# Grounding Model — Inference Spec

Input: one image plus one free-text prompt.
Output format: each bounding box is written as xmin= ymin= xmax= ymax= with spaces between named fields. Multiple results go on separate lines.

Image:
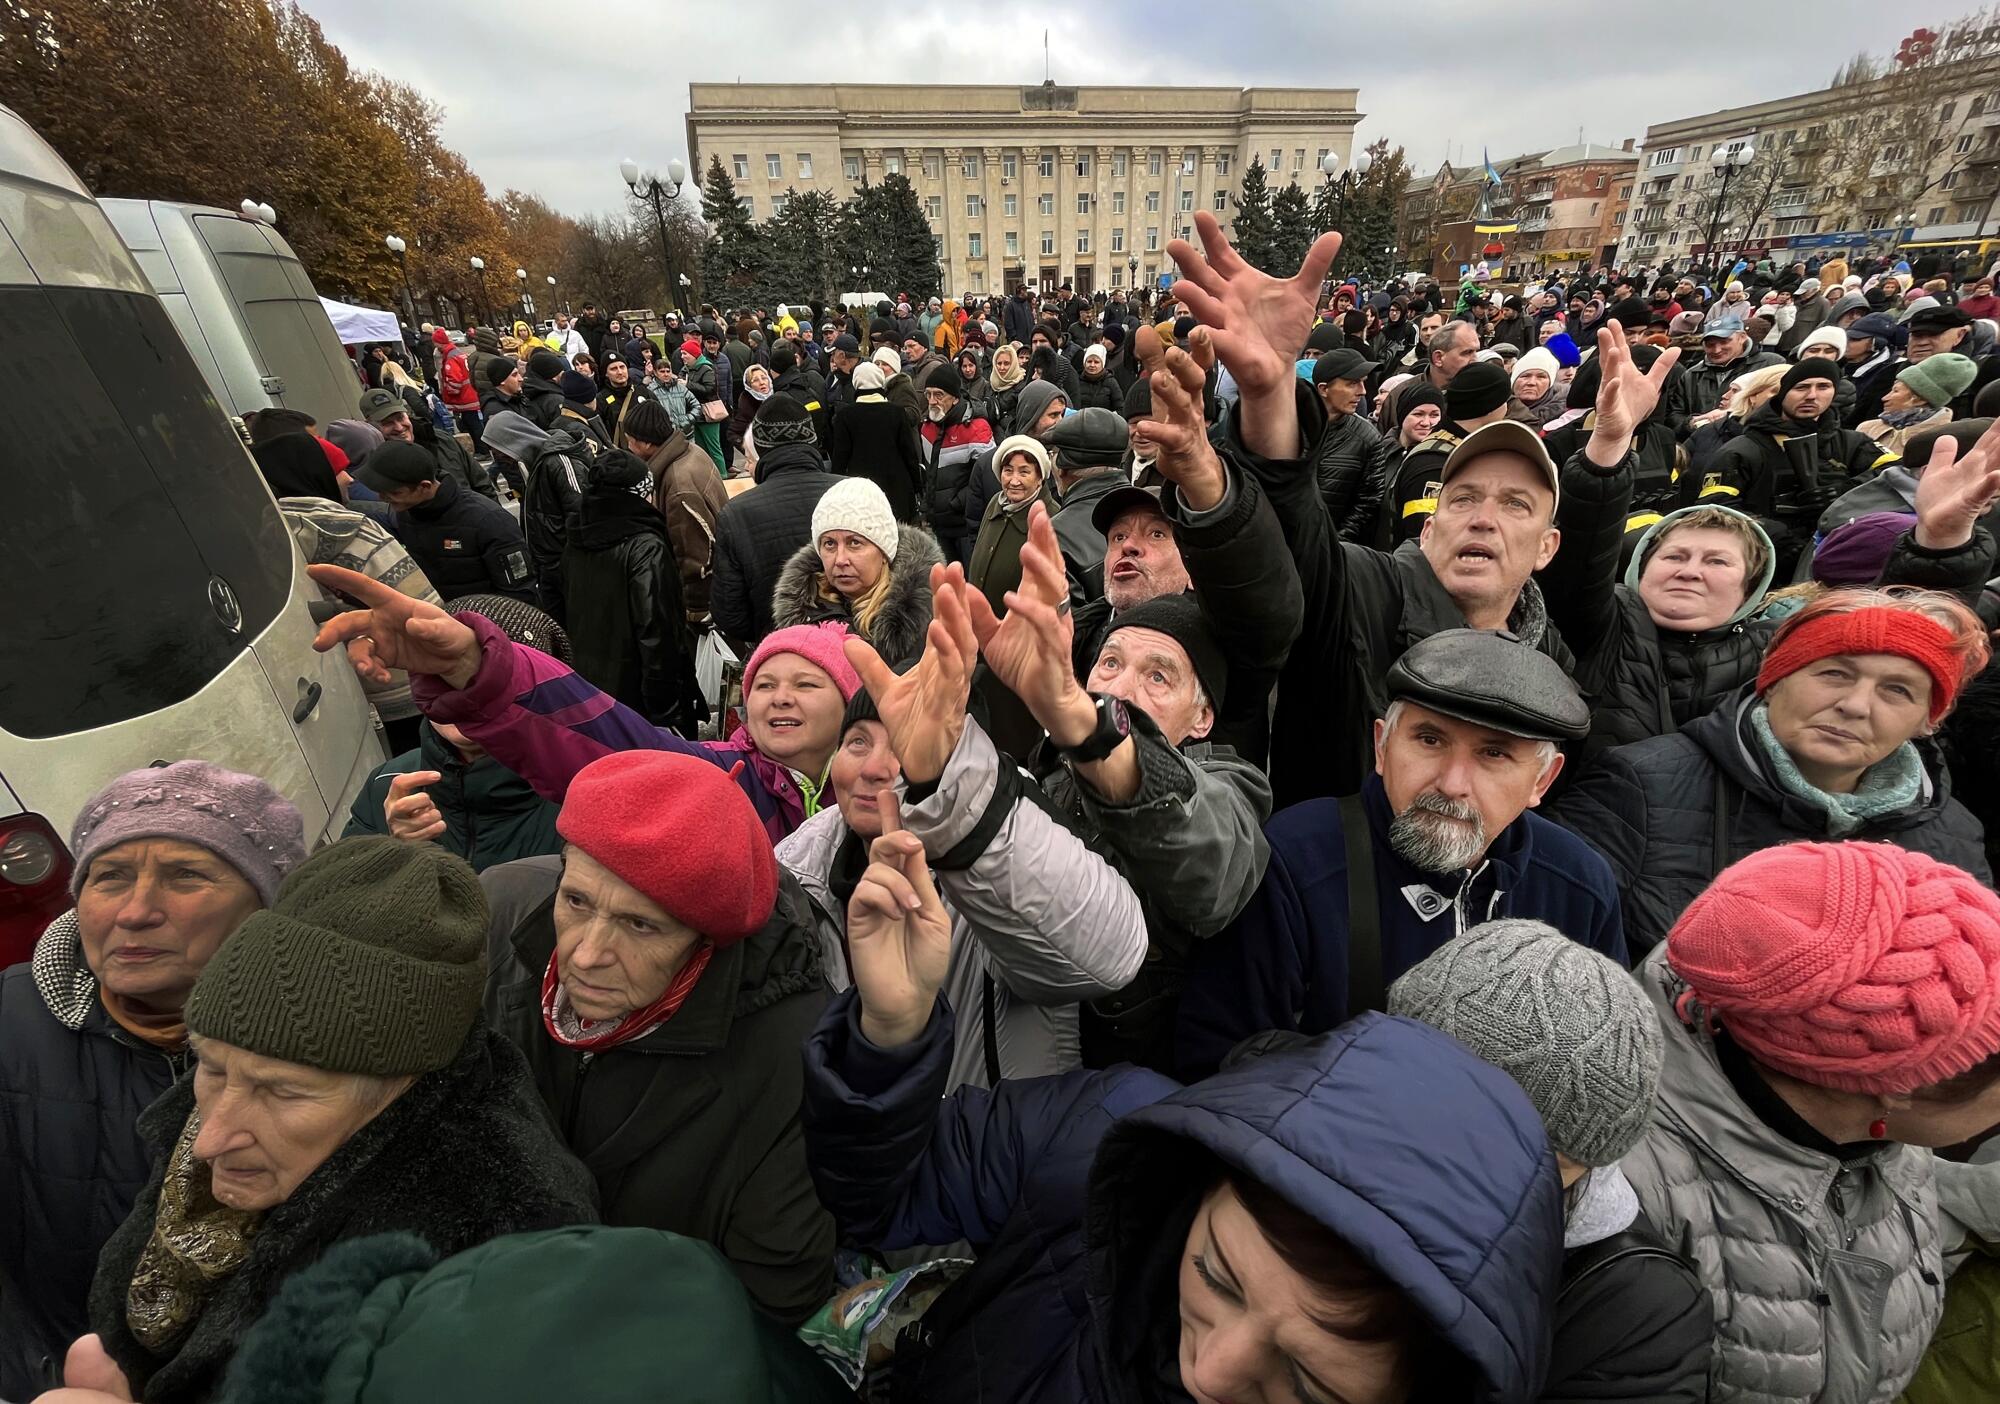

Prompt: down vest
xmin=0 ymin=916 xmax=188 ymax=1400
xmin=1622 ymin=949 xmax=1946 ymax=1404
xmin=1548 ymin=688 xmax=1992 ymax=955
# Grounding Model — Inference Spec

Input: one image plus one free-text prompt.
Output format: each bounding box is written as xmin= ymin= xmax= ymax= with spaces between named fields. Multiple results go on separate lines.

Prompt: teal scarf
xmin=1747 ymin=702 xmax=1924 ymax=837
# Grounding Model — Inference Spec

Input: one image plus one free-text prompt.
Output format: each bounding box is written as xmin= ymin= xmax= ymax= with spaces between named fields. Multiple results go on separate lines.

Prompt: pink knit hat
xmin=1668 ymin=843 xmax=2000 ymax=1095
xmin=743 ymin=621 xmax=862 ymax=701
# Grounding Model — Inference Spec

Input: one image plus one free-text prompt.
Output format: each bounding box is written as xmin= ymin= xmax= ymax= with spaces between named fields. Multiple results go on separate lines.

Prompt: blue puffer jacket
xmin=1174 ymin=775 xmax=1627 ymax=1080
xmin=802 ymin=996 xmax=1564 ymax=1403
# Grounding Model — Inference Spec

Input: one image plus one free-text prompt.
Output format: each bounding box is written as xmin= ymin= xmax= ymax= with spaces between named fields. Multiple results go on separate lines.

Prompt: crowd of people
xmin=5 ymin=215 xmax=2000 ymax=1404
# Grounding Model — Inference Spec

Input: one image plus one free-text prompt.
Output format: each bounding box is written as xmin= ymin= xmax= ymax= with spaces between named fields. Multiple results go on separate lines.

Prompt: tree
xmin=764 ymin=188 xmax=842 ymax=304
xmin=1270 ymin=181 xmax=1313 ymax=275
xmin=1231 ymin=155 xmax=1277 ymax=273
xmin=876 ymin=171 xmax=941 ymax=300
xmin=699 ymin=154 xmax=763 ymax=307
xmin=835 ymin=179 xmax=889 ymax=292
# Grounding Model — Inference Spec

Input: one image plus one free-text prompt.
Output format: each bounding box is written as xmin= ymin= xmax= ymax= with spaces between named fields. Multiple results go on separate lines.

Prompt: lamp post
xmin=385 ymin=234 xmax=417 ymax=328
xmin=622 ymin=157 xmax=688 ymax=315
xmin=547 ymin=274 xmax=562 ymax=315
xmin=1128 ymin=254 xmax=1139 ymax=291
xmin=1320 ymin=147 xmax=1372 ymax=276
xmin=1703 ymin=141 xmax=1755 ymax=280
xmin=515 ymin=267 xmax=531 ymax=322
xmin=468 ymin=256 xmax=489 ymax=325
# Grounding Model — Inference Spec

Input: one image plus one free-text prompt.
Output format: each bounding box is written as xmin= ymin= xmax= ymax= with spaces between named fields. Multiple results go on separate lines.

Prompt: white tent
xmin=318 ymin=296 xmax=403 ymax=345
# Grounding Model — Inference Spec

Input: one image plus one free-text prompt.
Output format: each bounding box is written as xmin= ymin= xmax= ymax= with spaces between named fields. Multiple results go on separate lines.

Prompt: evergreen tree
xmin=763 ymin=188 xmax=841 ymax=304
xmin=699 ymin=154 xmax=763 ymax=307
xmin=1270 ymin=181 xmax=1313 ymax=275
xmin=834 ymin=179 xmax=886 ymax=294
xmin=1230 ymin=155 xmax=1277 ymax=273
xmin=877 ymin=171 xmax=942 ymax=300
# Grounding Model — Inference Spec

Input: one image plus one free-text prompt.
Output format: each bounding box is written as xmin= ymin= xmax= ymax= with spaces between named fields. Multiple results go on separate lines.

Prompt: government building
xmin=686 ymin=82 xmax=1361 ymax=298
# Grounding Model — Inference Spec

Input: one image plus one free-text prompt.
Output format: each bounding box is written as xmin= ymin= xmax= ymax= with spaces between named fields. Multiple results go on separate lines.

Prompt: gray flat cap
xmin=1044 ymin=406 xmax=1129 ymax=468
xmin=1387 ymin=629 xmax=1590 ymax=741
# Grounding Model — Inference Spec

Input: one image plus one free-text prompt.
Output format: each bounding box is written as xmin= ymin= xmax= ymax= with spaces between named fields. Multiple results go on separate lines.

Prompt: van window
xmin=191 ymin=214 xmax=359 ymax=428
xmin=0 ymin=285 xmax=290 ymax=737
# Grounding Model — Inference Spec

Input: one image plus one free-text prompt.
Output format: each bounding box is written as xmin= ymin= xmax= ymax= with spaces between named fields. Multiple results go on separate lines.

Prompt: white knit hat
xmin=872 ymin=345 xmax=902 ymax=374
xmin=812 ymin=476 xmax=899 ymax=562
xmin=1510 ymin=346 xmax=1560 ymax=387
xmin=1799 ymin=326 xmax=1847 ymax=355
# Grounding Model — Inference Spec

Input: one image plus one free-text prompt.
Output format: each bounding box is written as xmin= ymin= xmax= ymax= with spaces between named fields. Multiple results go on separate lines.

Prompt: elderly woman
xmin=0 ymin=766 xmax=304 ymax=1401
xmin=1860 ymin=353 xmax=1976 ymax=458
xmin=724 ymin=362 xmax=773 ymax=470
xmin=1508 ymin=346 xmax=1565 ymax=429
xmin=479 ymin=751 xmax=833 ymax=1322
xmin=986 ymin=342 xmax=1026 ymax=427
xmin=1624 ymin=842 xmax=2000 ymax=1403
xmin=772 ymin=476 xmax=943 ymax=667
xmin=1553 ymin=585 xmax=1994 ymax=954
xmin=967 ymin=434 xmax=1058 ymax=616
xmin=69 ymin=838 xmax=595 ymax=1404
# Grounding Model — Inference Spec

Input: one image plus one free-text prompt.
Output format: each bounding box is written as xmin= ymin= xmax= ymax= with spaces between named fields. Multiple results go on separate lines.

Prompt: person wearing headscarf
xmin=986 ymin=342 xmax=1026 ymax=427
xmin=829 ymin=361 xmax=924 ymax=522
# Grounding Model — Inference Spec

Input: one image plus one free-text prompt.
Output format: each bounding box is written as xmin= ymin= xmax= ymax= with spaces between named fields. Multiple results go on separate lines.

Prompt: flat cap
xmin=1907 ymin=304 xmax=1972 ymax=334
xmin=831 ymin=333 xmax=861 ymax=354
xmin=1387 ymin=628 xmax=1590 ymax=741
xmin=1043 ymin=406 xmax=1129 ymax=468
xmin=1090 ymin=482 xmax=1166 ymax=535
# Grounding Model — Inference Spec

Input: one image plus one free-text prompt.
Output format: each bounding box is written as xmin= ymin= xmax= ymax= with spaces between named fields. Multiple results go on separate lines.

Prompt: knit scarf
xmin=127 ymin=1111 xmax=263 ymax=1351
xmin=1746 ymin=701 xmax=1924 ymax=838
xmin=539 ymin=943 xmax=714 ymax=1052
xmin=1506 ymin=577 xmax=1551 ymax=649
xmin=1879 ymin=404 xmax=1936 ymax=430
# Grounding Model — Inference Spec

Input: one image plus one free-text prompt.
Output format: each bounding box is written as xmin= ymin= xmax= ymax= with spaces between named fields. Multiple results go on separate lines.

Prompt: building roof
xmin=1532 ymin=142 xmax=1639 ymax=168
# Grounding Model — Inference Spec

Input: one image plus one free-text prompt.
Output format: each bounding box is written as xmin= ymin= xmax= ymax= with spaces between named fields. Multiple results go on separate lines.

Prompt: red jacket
xmin=438 ymin=347 xmax=479 ymax=410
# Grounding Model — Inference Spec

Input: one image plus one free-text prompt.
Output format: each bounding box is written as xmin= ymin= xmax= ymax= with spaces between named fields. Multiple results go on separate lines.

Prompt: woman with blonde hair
xmin=1684 ymin=362 xmax=1790 ymax=485
xmin=986 ymin=342 xmax=1026 ymax=427
xmin=771 ymin=477 xmax=943 ymax=665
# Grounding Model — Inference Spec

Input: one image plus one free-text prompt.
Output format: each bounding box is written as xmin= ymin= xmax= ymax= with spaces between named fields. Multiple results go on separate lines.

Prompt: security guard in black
xmin=359 ymin=441 xmax=537 ymax=604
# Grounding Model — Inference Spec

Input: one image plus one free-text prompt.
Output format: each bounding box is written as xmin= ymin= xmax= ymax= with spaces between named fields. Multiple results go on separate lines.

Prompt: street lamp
xmin=547 ymin=274 xmax=561 ymax=315
xmin=385 ymin=234 xmax=417 ymax=328
xmin=468 ymin=256 xmax=489 ymax=325
xmin=1128 ymin=254 xmax=1139 ymax=290
xmin=515 ymin=267 xmax=529 ymax=321
xmin=622 ymin=157 xmax=688 ymax=315
xmin=1320 ymin=146 xmax=1372 ymax=275
xmin=1703 ymin=140 xmax=1755 ymax=277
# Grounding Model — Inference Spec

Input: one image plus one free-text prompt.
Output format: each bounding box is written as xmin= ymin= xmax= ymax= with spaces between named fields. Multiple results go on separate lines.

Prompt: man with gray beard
xmin=1175 ymin=628 xmax=1629 ymax=1079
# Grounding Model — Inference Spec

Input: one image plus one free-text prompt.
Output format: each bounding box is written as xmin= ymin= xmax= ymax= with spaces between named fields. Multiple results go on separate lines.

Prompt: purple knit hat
xmin=1811 ymin=512 xmax=1917 ymax=588
xmin=68 ymin=761 xmax=307 ymax=906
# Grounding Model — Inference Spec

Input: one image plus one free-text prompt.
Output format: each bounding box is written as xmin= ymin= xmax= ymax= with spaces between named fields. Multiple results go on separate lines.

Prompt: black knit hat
xmin=1564 ymin=342 xmax=1667 ymax=411
xmin=527 ymin=348 xmax=567 ymax=379
xmin=482 ymin=355 xmax=520 ymax=389
xmin=185 ymin=837 xmax=488 ymax=1076
xmin=1445 ymin=361 xmax=1512 ymax=420
xmin=1606 ymin=297 xmax=1652 ymax=331
xmin=924 ymin=362 xmax=962 ymax=397
xmin=1306 ymin=322 xmax=1347 ymax=354
xmin=754 ymin=392 xmax=818 ymax=447
xmin=1104 ymin=592 xmax=1227 ymax=711
xmin=1780 ymin=358 xmax=1839 ymax=397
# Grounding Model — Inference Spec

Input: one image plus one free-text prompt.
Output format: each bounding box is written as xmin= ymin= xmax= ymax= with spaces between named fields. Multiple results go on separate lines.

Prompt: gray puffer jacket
xmin=778 ymin=719 xmax=1146 ymax=1089
xmin=1622 ymin=948 xmax=1945 ymax=1404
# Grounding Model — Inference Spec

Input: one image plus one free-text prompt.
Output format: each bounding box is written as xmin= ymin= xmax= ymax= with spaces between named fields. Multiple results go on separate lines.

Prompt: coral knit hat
xmin=557 ymin=752 xmax=778 ymax=944
xmin=1667 ymin=842 xmax=2000 ymax=1095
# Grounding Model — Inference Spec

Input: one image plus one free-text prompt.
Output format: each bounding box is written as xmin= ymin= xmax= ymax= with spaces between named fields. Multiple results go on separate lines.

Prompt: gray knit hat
xmin=1387 ymin=919 xmax=1662 ymax=1166
xmin=69 ymin=761 xmax=306 ymax=907
xmin=186 ymin=837 xmax=488 ymax=1076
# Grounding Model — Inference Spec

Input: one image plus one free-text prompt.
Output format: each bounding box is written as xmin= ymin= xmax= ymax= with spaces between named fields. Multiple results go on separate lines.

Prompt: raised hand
xmin=1166 ymin=209 xmax=1340 ymax=402
xmin=964 ymin=503 xmax=1095 ymax=746
xmin=307 ymin=565 xmax=483 ymax=688
xmin=383 ymin=770 xmax=448 ymax=843
xmin=1585 ymin=327 xmax=1681 ymax=467
xmin=843 ymin=564 xmax=977 ymax=786
xmin=1915 ymin=418 xmax=2000 ymax=550
xmin=846 ymin=790 xmax=952 ymax=1049
xmin=1130 ymin=323 xmax=1227 ymax=511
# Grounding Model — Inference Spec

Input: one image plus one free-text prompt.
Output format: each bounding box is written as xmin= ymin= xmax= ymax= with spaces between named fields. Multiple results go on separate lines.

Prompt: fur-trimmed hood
xmin=771 ymin=522 xmax=945 ymax=668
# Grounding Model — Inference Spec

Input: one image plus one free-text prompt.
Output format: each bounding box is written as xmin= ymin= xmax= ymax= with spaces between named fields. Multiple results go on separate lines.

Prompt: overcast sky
xmin=313 ymin=0 xmax=1958 ymax=216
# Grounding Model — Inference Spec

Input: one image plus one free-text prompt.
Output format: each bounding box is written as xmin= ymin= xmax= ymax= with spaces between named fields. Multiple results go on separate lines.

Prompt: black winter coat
xmin=1050 ymin=469 xmax=1127 ymax=603
xmin=1549 ymin=689 xmax=1994 ymax=956
xmin=1694 ymin=402 xmax=1898 ymax=570
xmin=521 ymin=373 xmax=568 ymax=430
xmin=709 ymin=442 xmax=833 ymax=647
xmin=1310 ymin=410 xmax=1398 ymax=542
xmin=830 ymin=397 xmax=924 ymax=521
xmin=1071 ymin=370 xmax=1121 ymax=411
xmin=481 ymin=858 xmax=835 ymax=1323
xmin=771 ymin=523 xmax=945 ymax=667
xmin=561 ymin=486 xmax=698 ymax=730
xmin=0 ymin=917 xmax=186 ymax=1400
xmin=390 ymin=475 xmax=536 ymax=605
xmin=1545 ymin=1205 xmax=1710 ymax=1403
xmin=90 ymin=1025 xmax=597 ymax=1404
xmin=517 ymin=428 xmax=594 ymax=621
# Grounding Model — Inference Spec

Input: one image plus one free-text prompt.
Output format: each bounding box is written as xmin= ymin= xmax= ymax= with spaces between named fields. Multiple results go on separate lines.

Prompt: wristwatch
xmin=1060 ymin=694 xmax=1131 ymax=764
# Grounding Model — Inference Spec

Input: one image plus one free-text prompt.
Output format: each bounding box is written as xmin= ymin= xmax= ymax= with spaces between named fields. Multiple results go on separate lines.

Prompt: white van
xmin=99 ymin=197 xmax=365 ymax=431
xmin=0 ymin=104 xmax=384 ymax=965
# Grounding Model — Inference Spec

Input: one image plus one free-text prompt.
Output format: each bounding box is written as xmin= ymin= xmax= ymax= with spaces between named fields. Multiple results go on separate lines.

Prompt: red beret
xmin=557 ymin=752 xmax=777 ymax=943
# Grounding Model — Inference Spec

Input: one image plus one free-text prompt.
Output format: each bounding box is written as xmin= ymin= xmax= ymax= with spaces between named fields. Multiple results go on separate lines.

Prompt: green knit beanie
xmin=1898 ymin=352 xmax=1977 ymax=409
xmin=186 ymin=837 xmax=488 ymax=1076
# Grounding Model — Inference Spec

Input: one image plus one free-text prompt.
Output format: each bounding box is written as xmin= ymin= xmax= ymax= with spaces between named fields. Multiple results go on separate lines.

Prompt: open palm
xmin=964 ymin=503 xmax=1086 ymax=736
xmin=1916 ymin=417 xmax=2000 ymax=548
xmin=844 ymin=565 xmax=977 ymax=786
xmin=1167 ymin=209 xmax=1340 ymax=398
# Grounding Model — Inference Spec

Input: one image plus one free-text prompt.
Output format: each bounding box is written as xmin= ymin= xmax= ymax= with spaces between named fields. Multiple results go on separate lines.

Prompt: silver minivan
xmin=0 ymin=104 xmax=384 ymax=965
xmin=99 ymin=197 xmax=365 ymax=431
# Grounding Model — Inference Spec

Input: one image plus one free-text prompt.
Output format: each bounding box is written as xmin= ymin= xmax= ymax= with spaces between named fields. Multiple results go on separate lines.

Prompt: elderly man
xmin=1679 ymin=316 xmax=1782 ymax=424
xmin=920 ymin=363 xmax=996 ymax=563
xmin=1176 ymin=630 xmax=1625 ymax=1078
xmin=359 ymin=386 xmax=496 ymax=500
xmin=1045 ymin=406 xmax=1133 ymax=598
xmin=1382 ymin=318 xmax=1479 ymax=430
xmin=1853 ymin=304 xmax=1978 ymax=425
xmin=1153 ymin=212 xmax=1674 ymax=805
xmin=1378 ymin=359 xmax=1520 ymax=546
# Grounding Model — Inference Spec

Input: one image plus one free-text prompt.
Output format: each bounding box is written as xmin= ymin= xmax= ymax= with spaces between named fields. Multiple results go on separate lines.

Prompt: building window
xmin=1112 ymin=267 xmax=1124 ymax=287
xmin=1687 ymin=145 xmax=1704 ymax=162
xmin=797 ymin=154 xmax=814 ymax=179
xmin=1681 ymin=176 xmax=1694 ymax=191
xmin=1613 ymin=210 xmax=1625 ymax=227
xmin=1667 ymin=231 xmax=1680 ymax=246
xmin=926 ymin=196 xmax=943 ymax=219
xmin=1111 ymin=227 xmax=1125 ymax=252
xmin=737 ymin=196 xmax=753 ymax=217
xmin=1076 ymin=192 xmax=1092 ymax=215
xmin=1146 ymin=226 xmax=1160 ymax=251
xmin=1589 ymin=202 xmax=1599 ymax=216
xmin=1674 ymin=203 xmax=1686 ymax=218
xmin=1113 ymin=153 xmax=1128 ymax=177
xmin=970 ymin=272 xmax=984 ymax=293
xmin=765 ymin=153 xmax=782 ymax=178
xmin=1039 ymin=193 xmax=1054 ymax=216
xmin=1179 ymin=189 xmax=1194 ymax=212
xmin=1958 ymin=133 xmax=1977 ymax=154
xmin=923 ymin=153 xmax=941 ymax=180
xmin=1038 ymin=152 xmax=1054 ymax=178
xmin=1647 ymin=147 xmax=1680 ymax=167
xmin=1927 ymin=206 xmax=1948 ymax=225
xmin=968 ymin=232 xmax=983 ymax=257
xmin=1619 ymin=185 xmax=1631 ymax=201
xmin=1183 ymin=151 xmax=1198 ymax=175
xmin=1076 ymin=153 xmax=1092 ymax=177
xmin=1003 ymin=193 xmax=1018 ymax=216
xmin=1005 ymin=232 xmax=1019 ymax=256
xmin=1943 ymin=100 xmax=1958 ymax=121
xmin=1076 ymin=230 xmax=1090 ymax=254
xmin=962 ymin=154 xmax=981 ymax=179
xmin=1112 ymin=191 xmax=1126 ymax=214
xmin=1270 ymin=148 xmax=1282 ymax=169
xmin=1957 ymin=203 xmax=1982 ymax=222
xmin=1943 ymin=170 xmax=1961 ymax=189
xmin=771 ymin=194 xmax=788 ymax=217
xmin=1148 ymin=151 xmax=1163 ymax=177
xmin=732 ymin=154 xmax=749 ymax=179
xmin=1216 ymin=153 xmax=1232 ymax=175
xmin=966 ymin=194 xmax=983 ymax=217
xmin=1002 ymin=154 xmax=1018 ymax=179
xmin=843 ymin=155 xmax=860 ymax=181
xmin=1041 ymin=230 xmax=1055 ymax=256
xmin=1316 ymin=147 xmax=1330 ymax=170
xmin=1213 ymin=190 xmax=1228 ymax=211
xmin=1145 ymin=190 xmax=1160 ymax=213
xmin=934 ymin=235 xmax=943 ymax=258
xmin=885 ymin=151 xmax=903 ymax=174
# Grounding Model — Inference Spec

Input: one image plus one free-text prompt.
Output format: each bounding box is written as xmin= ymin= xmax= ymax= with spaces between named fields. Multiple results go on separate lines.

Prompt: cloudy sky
xmin=311 ymin=0 xmax=1955 ymax=216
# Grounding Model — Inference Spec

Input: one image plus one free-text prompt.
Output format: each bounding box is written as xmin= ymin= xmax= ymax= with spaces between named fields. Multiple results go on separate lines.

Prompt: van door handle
xmin=293 ymin=679 xmax=323 ymax=724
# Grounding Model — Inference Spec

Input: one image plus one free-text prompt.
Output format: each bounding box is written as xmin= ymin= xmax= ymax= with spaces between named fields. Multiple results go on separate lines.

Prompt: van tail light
xmin=0 ymin=814 xmax=72 ymax=970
